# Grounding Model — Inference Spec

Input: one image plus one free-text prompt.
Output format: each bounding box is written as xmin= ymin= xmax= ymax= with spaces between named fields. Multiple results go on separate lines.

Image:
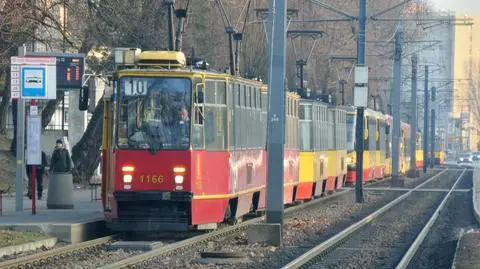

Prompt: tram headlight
xmin=173 ymin=167 xmax=186 ymax=173
xmin=123 ymin=174 xmax=133 ymax=183
xmin=175 ymin=175 xmax=184 ymax=184
xmin=122 ymin=166 xmax=135 ymax=172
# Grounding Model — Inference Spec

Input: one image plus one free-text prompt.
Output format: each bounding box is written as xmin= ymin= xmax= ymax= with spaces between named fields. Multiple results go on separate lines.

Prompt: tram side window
xmin=216 ymin=81 xmax=226 ymax=105
xmin=228 ymin=83 xmax=234 ymax=149
xmin=205 ymin=80 xmax=216 ymax=104
xmin=216 ymin=81 xmax=227 ymax=149
xmin=237 ymin=84 xmax=241 ymax=106
xmin=192 ymin=78 xmax=204 ymax=149
xmin=385 ymin=123 xmax=391 ymax=158
xmin=364 ymin=118 xmax=370 ymax=151
xmin=299 ymin=103 xmax=313 ymax=151
xmin=233 ymin=83 xmax=241 ymax=148
xmin=369 ymin=118 xmax=376 ymax=151
xmin=204 ymin=80 xmax=227 ymax=151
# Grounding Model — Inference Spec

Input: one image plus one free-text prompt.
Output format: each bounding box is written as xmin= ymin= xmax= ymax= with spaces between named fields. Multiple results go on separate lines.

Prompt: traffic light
xmin=79 ymin=86 xmax=89 ymax=111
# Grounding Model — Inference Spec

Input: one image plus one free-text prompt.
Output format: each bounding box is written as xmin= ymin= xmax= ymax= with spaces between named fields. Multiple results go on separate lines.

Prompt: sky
xmin=430 ymin=0 xmax=480 ymax=15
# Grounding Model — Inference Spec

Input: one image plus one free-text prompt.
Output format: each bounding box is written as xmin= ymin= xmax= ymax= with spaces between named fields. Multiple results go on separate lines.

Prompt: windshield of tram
xmin=117 ymin=77 xmax=192 ymax=151
xmin=346 ymin=114 xmax=355 ymax=152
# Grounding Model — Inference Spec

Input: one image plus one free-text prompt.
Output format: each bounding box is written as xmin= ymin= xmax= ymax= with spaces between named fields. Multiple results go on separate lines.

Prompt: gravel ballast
xmin=407 ymin=177 xmax=477 ymax=268
xmin=143 ymin=189 xmax=406 ymax=269
xmin=306 ymin=191 xmax=444 ymax=268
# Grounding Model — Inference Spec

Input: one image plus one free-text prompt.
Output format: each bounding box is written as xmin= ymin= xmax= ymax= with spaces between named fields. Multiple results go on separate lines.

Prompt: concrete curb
xmin=0 ymin=237 xmax=57 ymax=258
xmin=451 ymin=228 xmax=466 ymax=269
xmin=451 ymin=169 xmax=480 ymax=269
xmin=0 ymin=218 xmax=106 ymax=243
xmin=472 ymin=169 xmax=480 ymax=224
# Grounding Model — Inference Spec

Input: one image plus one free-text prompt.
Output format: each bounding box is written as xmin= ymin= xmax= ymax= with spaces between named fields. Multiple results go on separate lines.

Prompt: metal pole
xmin=409 ymin=53 xmax=418 ymax=177
xmin=31 ymin=165 xmax=36 ymax=215
xmin=340 ymin=80 xmax=346 ymax=105
xmin=30 ymin=99 xmax=37 ymax=216
xmin=430 ymin=86 xmax=436 ymax=168
xmin=355 ymin=0 xmax=366 ymax=203
xmin=167 ymin=1 xmax=175 ymax=51
xmin=234 ymin=33 xmax=243 ymax=75
xmin=226 ymin=27 xmax=236 ymax=76
xmin=61 ymin=97 xmax=65 ymax=130
xmin=423 ymin=66 xmax=429 ymax=174
xmin=61 ymin=2 xmax=66 ymax=131
xmin=266 ymin=0 xmax=286 ymax=234
xmin=175 ymin=9 xmax=187 ymax=52
xmin=391 ymin=25 xmax=403 ymax=186
xmin=15 ymin=45 xmax=26 ymax=212
xmin=298 ymin=61 xmax=304 ymax=89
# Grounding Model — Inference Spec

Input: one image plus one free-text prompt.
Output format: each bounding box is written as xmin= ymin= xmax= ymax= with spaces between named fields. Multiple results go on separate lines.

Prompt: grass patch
xmin=0 ymin=136 xmax=16 ymax=193
xmin=0 ymin=229 xmax=50 ymax=248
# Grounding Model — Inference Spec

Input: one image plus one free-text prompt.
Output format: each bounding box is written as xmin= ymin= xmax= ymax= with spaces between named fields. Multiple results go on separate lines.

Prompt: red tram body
xmin=102 ymin=50 xmax=300 ymax=231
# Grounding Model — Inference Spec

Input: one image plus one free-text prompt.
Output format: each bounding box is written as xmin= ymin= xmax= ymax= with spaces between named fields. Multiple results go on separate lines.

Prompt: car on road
xmin=472 ymin=152 xmax=480 ymax=161
xmin=457 ymin=153 xmax=474 ymax=167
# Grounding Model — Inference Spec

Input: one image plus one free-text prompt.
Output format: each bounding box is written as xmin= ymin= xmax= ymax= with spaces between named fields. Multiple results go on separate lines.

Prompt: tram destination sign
xmin=29 ymin=52 xmax=85 ymax=90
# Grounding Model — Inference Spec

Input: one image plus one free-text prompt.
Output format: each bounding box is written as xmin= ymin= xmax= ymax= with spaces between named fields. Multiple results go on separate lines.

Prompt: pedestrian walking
xmin=27 ymin=151 xmax=48 ymax=200
xmin=50 ymin=139 xmax=72 ymax=173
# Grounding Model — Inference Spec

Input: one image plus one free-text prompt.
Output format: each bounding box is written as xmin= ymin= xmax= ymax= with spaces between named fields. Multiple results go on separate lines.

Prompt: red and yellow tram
xmin=101 ymin=49 xmax=301 ymax=231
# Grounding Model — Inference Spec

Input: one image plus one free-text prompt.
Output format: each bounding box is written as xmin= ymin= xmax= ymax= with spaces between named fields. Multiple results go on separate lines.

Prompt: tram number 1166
xmin=140 ymin=175 xmax=164 ymax=184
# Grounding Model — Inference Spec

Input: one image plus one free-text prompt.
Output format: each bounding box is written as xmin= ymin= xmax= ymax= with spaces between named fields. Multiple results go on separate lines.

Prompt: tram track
xmin=0 ymin=186 xmax=352 ymax=269
xmin=0 ymin=171 xmax=447 ymax=269
xmin=97 ymin=188 xmax=357 ymax=269
xmin=280 ymin=169 xmax=465 ymax=269
xmin=95 ymin=172 xmax=444 ymax=269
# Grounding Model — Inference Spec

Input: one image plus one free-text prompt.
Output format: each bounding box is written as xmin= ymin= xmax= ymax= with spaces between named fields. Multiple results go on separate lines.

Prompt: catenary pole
xmin=266 ymin=0 xmax=287 ymax=241
xmin=355 ymin=0 xmax=367 ymax=203
xmin=430 ymin=86 xmax=436 ymax=168
xmin=423 ymin=66 xmax=429 ymax=174
xmin=392 ymin=25 xmax=404 ymax=185
xmin=409 ymin=53 xmax=418 ymax=177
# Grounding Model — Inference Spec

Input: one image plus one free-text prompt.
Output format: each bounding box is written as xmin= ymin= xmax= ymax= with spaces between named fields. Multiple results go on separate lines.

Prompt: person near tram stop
xmin=50 ymin=139 xmax=72 ymax=173
xmin=27 ymin=151 xmax=48 ymax=200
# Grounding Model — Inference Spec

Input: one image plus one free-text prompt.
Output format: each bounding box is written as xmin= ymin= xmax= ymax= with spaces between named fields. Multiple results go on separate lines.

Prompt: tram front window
xmin=117 ymin=77 xmax=192 ymax=151
xmin=346 ymin=114 xmax=355 ymax=153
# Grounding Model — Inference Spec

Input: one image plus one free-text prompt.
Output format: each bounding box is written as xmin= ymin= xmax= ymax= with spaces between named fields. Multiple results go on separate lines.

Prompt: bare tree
xmin=68 ymin=0 xmax=430 ymax=183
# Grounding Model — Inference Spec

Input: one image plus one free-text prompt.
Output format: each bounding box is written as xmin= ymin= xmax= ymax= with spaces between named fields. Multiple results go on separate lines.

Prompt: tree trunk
xmin=41 ymin=90 xmax=65 ymax=129
xmin=10 ymin=99 xmax=18 ymax=153
xmin=0 ymin=70 xmax=10 ymax=134
xmin=71 ymin=96 xmax=104 ymax=183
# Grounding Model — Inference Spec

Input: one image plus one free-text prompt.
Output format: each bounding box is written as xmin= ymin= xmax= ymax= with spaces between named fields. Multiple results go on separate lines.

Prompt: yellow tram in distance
xmin=416 ymin=131 xmax=424 ymax=169
xmin=297 ymin=100 xmax=347 ymax=199
xmin=345 ymin=108 xmax=387 ymax=184
xmin=434 ymin=136 xmax=446 ymax=166
xmin=345 ymin=108 xmax=415 ymax=184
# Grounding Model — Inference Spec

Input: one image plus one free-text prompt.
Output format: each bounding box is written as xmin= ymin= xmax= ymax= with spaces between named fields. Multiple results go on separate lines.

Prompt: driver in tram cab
xmin=174 ymin=105 xmax=190 ymax=144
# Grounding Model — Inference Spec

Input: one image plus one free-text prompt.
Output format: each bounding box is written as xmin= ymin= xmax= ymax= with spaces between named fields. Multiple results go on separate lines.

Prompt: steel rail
xmin=281 ymin=169 xmax=449 ymax=269
xmin=0 ymin=234 xmax=118 ymax=269
xmin=396 ymin=169 xmax=466 ymax=269
xmin=97 ymin=187 xmax=354 ymax=269
xmin=99 ymin=171 xmax=442 ymax=268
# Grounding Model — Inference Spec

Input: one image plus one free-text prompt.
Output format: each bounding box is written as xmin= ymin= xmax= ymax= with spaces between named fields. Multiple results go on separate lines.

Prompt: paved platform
xmin=0 ymin=189 xmax=107 ymax=243
xmin=451 ymin=168 xmax=480 ymax=269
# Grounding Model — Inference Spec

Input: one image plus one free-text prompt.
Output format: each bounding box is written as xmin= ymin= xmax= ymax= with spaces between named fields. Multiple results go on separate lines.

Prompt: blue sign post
xmin=21 ymin=67 xmax=46 ymax=98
